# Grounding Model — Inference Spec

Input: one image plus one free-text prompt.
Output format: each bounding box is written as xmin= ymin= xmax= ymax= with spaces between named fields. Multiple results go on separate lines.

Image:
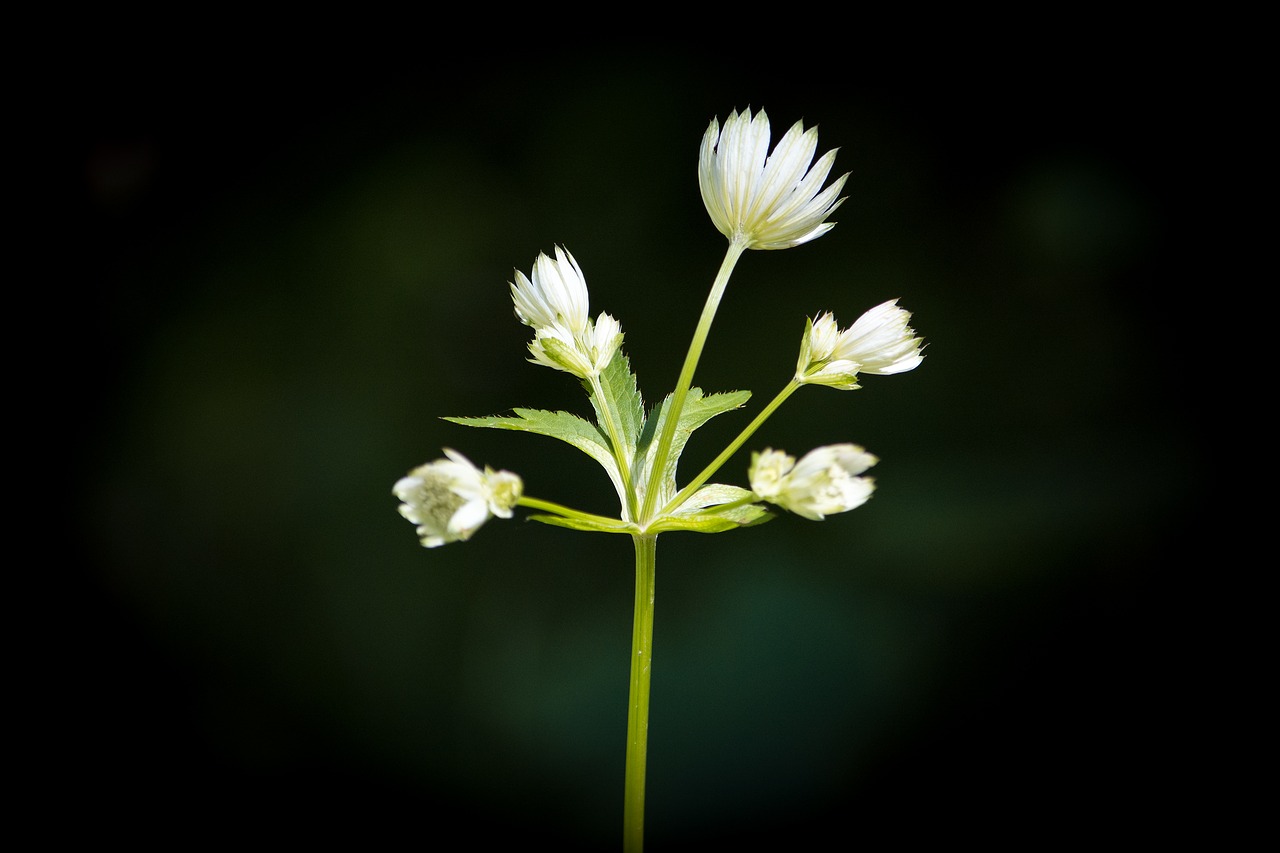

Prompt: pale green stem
xmin=624 ymin=533 xmax=657 ymax=853
xmin=589 ymin=372 xmax=639 ymax=522
xmin=516 ymin=496 xmax=628 ymax=529
xmin=639 ymin=240 xmax=748 ymax=522
xmin=656 ymin=379 xmax=802 ymax=518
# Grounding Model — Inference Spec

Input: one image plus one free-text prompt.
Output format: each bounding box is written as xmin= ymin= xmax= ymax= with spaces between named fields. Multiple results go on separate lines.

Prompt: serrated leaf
xmin=634 ymin=388 xmax=751 ymax=508
xmin=444 ymin=408 xmax=625 ymax=500
xmin=585 ymin=352 xmax=645 ymax=455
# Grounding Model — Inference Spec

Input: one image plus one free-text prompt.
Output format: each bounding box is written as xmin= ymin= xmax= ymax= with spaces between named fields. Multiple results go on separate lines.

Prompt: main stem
xmin=625 ymin=239 xmax=746 ymax=851
xmin=624 ymin=533 xmax=657 ymax=853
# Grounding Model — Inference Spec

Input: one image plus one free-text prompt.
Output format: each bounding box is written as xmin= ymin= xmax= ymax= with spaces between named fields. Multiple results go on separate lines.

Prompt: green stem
xmin=589 ymin=372 xmax=639 ymax=522
xmin=638 ymin=240 xmax=747 ymax=523
xmin=656 ymin=379 xmax=801 ymax=519
xmin=516 ymin=496 xmax=627 ymax=529
xmin=624 ymin=533 xmax=657 ymax=853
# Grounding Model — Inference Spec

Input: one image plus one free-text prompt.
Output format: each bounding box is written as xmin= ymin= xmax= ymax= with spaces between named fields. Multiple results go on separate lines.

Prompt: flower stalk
xmin=638 ymin=240 xmax=746 ymax=523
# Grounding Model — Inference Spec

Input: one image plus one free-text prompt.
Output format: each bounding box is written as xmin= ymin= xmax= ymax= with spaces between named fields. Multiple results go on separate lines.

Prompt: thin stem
xmin=624 ymin=533 xmax=658 ymax=853
xmin=656 ymin=379 xmax=801 ymax=519
xmin=639 ymin=240 xmax=747 ymax=522
xmin=516 ymin=496 xmax=628 ymax=529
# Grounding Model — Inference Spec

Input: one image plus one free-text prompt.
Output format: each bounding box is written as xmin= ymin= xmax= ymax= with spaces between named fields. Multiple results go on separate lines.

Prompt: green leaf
xmin=585 ymin=352 xmax=645 ymax=456
xmin=646 ymin=483 xmax=775 ymax=533
xmin=674 ymin=483 xmax=756 ymax=510
xmin=647 ymin=505 xmax=775 ymax=534
xmin=526 ymin=514 xmax=639 ymax=534
xmin=645 ymin=511 xmax=773 ymax=534
xmin=444 ymin=408 xmax=625 ymax=499
xmin=635 ymin=388 xmax=751 ymax=508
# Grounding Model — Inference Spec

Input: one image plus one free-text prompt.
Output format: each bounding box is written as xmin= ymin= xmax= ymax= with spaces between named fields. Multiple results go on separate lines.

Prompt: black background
xmin=52 ymin=36 xmax=1207 ymax=848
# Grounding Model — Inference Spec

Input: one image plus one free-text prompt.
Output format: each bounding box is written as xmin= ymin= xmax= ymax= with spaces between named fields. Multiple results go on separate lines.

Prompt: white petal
xmin=448 ymin=499 xmax=490 ymax=538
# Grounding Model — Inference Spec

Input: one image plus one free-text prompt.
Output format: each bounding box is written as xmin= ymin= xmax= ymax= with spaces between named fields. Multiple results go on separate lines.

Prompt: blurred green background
xmin=67 ymin=45 xmax=1193 ymax=846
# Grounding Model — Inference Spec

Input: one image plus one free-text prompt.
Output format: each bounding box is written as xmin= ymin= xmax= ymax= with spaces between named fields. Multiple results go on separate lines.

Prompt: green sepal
xmin=798 ymin=366 xmax=862 ymax=390
xmin=533 ymin=335 xmax=584 ymax=375
xmin=795 ymin=316 xmax=813 ymax=374
xmin=796 ymin=317 xmax=862 ymax=389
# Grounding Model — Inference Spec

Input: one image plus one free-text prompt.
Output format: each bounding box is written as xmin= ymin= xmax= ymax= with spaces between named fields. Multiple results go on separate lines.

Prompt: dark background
xmin=60 ymin=41 xmax=1200 ymax=847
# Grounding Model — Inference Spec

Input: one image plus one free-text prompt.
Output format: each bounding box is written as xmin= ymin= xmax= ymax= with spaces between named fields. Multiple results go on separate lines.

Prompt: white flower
xmin=393 ymin=449 xmax=523 ymax=548
xmin=748 ymin=444 xmax=878 ymax=520
xmin=796 ymin=299 xmax=925 ymax=389
xmin=698 ymin=107 xmax=849 ymax=250
xmin=510 ymin=246 xmax=622 ymax=378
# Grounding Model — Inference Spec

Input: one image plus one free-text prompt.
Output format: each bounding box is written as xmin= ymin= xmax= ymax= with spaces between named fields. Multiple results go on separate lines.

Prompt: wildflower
xmin=393 ymin=449 xmax=523 ymax=547
xmin=510 ymin=246 xmax=622 ymax=378
xmin=796 ymin=299 xmax=925 ymax=389
xmin=749 ymin=444 xmax=878 ymax=520
xmin=698 ymin=107 xmax=849 ymax=250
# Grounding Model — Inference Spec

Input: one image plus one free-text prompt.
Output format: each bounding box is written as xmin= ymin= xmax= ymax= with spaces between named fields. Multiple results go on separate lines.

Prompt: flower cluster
xmin=393 ymin=450 xmax=522 ymax=548
xmin=796 ymin=299 xmax=925 ymax=390
xmin=393 ymin=106 xmax=925 ymax=547
xmin=510 ymin=245 xmax=623 ymax=379
xmin=749 ymin=444 xmax=878 ymax=520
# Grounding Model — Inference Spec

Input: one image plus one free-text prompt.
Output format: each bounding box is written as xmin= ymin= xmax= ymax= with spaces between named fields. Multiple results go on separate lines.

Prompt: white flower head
xmin=699 ymin=107 xmax=849 ymax=250
xmin=796 ymin=299 xmax=925 ymax=389
xmin=393 ymin=449 xmax=523 ymax=548
xmin=749 ymin=444 xmax=878 ymax=520
xmin=510 ymin=245 xmax=622 ymax=378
